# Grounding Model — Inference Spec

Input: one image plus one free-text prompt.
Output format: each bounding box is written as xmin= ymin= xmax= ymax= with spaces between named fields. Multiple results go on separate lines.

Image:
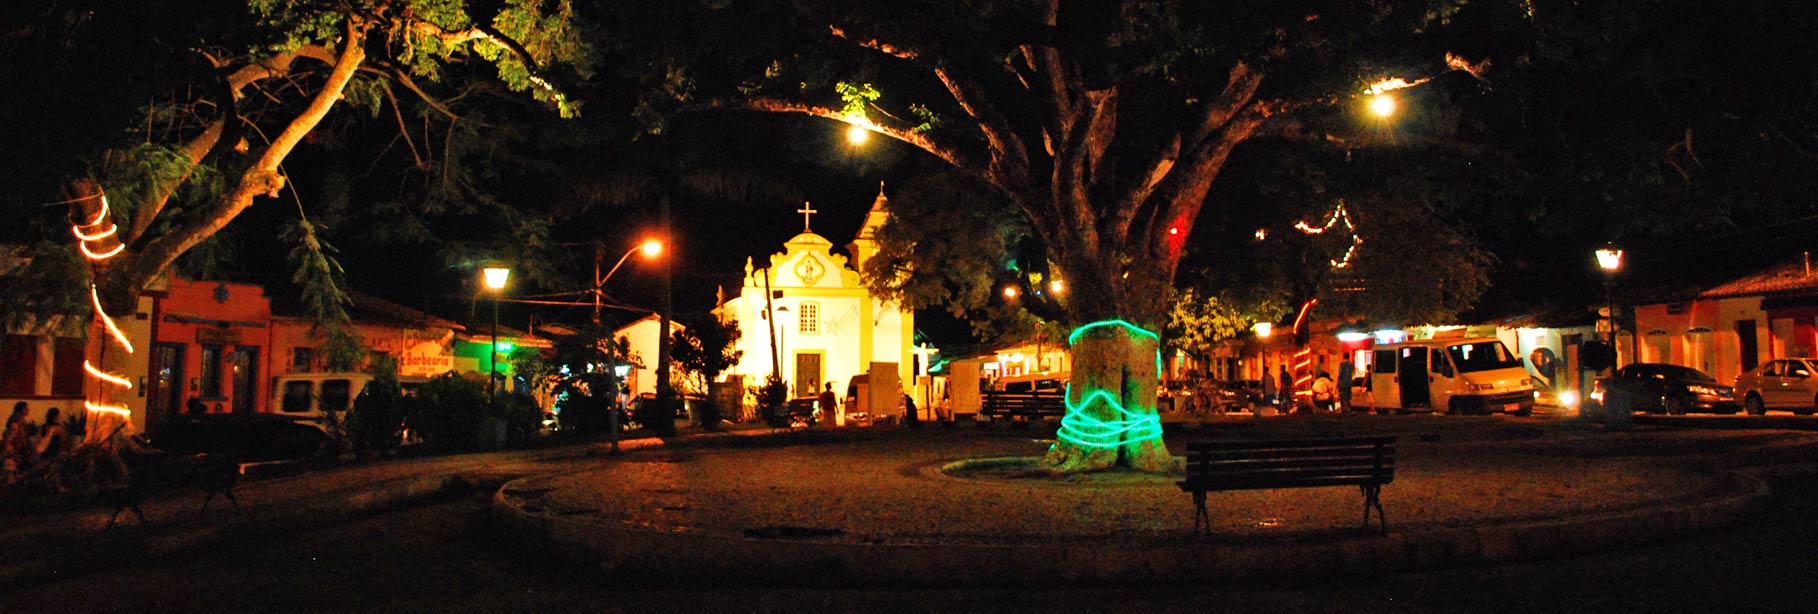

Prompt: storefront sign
xmin=196 ymin=328 xmax=241 ymax=345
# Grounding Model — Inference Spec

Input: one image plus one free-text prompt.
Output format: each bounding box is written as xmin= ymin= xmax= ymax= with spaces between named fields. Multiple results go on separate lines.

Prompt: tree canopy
xmin=595 ymin=0 xmax=1507 ymax=329
xmin=5 ymin=0 xmax=593 ymax=318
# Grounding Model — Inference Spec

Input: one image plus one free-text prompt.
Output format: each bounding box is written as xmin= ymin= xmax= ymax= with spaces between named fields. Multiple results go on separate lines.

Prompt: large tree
xmin=604 ymin=0 xmax=1498 ymax=471
xmin=22 ymin=0 xmax=590 ymax=441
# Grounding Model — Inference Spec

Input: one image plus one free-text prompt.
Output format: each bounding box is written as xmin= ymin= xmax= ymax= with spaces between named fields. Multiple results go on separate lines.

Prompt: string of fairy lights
xmin=1293 ymin=200 xmax=1364 ymax=269
xmin=71 ymin=192 xmax=135 ymax=421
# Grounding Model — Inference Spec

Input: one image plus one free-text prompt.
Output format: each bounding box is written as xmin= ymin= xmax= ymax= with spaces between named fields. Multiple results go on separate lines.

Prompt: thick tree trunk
xmin=1044 ymin=321 xmax=1173 ymax=473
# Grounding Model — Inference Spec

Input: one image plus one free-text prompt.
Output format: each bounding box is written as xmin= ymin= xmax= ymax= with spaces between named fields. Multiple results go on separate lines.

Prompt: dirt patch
xmin=938 ymin=457 xmax=1181 ymax=487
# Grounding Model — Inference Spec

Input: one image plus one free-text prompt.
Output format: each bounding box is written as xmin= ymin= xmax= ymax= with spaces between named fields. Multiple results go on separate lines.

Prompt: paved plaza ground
xmin=7 ymin=412 xmax=1818 ymax=590
xmin=492 ymin=414 xmax=1816 ymax=585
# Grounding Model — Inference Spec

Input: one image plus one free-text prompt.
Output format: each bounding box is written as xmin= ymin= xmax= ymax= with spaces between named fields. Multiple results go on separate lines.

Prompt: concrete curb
xmin=1635 ymin=414 xmax=1818 ymax=430
xmin=489 ymin=470 xmax=1771 ymax=587
xmin=0 ymin=473 xmax=478 ymax=590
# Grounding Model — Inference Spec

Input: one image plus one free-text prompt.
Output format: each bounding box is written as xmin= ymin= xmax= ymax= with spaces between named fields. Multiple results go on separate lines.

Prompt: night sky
xmin=4 ymin=1 xmax=1817 ymax=349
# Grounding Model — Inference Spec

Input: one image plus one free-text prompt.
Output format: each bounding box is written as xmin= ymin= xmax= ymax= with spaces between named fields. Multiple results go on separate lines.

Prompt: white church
xmin=716 ymin=186 xmax=919 ymax=420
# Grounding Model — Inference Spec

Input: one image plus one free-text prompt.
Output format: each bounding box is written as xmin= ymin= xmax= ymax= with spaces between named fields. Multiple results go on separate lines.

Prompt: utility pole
xmin=593 ymin=240 xmax=605 ymax=325
xmin=656 ymin=195 xmax=675 ymax=426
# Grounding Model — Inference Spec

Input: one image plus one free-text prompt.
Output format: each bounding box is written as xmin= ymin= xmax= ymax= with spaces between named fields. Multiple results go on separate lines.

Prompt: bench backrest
xmin=1182 ymin=436 xmax=1396 ymax=491
xmin=980 ymin=390 xmax=1067 ymax=414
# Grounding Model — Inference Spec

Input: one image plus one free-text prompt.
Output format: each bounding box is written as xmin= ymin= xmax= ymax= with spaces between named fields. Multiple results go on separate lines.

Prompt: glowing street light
xmin=1368 ymin=93 xmax=1397 ymax=118
xmin=591 ymin=238 xmax=664 ymax=324
xmin=482 ymin=266 xmax=511 ymax=419
xmin=1003 ymin=285 xmax=1020 ymax=299
xmin=846 ymin=124 xmax=871 ymax=145
xmin=482 ymin=267 xmax=511 ymax=291
xmin=1595 ymin=247 xmax=1624 ymax=272
xmin=1253 ymin=322 xmax=1273 ymax=338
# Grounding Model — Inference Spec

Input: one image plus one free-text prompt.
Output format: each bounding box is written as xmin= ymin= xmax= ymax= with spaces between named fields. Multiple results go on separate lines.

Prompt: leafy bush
xmin=347 ymin=367 xmax=405 ymax=453
xmin=500 ymin=391 xmax=541 ymax=448
xmin=556 ymin=392 xmax=613 ymax=435
xmin=402 ymin=372 xmax=488 ymax=451
xmin=756 ymin=375 xmax=790 ymax=427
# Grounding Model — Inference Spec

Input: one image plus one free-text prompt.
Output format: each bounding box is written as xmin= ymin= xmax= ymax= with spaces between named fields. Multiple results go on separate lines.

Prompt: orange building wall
xmin=270 ymin=318 xmax=455 ymax=379
xmin=151 ymin=279 xmax=273 ymax=421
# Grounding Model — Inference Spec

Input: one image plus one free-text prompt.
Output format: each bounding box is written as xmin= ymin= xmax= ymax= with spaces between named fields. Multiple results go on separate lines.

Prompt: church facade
xmin=716 ymin=188 xmax=914 ymax=418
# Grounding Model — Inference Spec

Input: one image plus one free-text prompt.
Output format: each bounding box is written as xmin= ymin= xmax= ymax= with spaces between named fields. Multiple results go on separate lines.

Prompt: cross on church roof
xmin=797 ymin=201 xmax=818 ymax=232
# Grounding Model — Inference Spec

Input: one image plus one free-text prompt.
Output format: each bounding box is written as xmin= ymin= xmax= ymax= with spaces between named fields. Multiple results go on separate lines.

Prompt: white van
xmin=1364 ymin=338 xmax=1534 ymax=416
xmin=273 ymin=372 xmax=373 ymax=430
xmin=993 ymin=372 xmax=1067 ymax=393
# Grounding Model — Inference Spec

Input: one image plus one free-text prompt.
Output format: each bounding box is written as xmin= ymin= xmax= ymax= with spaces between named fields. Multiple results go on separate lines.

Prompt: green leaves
xmin=835 ymin=81 xmax=880 ymax=119
xmin=1166 ymin=288 xmax=1273 ymax=360
xmin=283 ymin=218 xmax=363 ymax=370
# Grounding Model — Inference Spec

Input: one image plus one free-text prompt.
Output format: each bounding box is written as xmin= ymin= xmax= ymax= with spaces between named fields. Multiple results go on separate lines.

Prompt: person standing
xmin=31 ymin=407 xmax=71 ymax=492
xmin=3 ymin=402 xmax=33 ymax=488
xmin=1277 ymin=365 xmax=1293 ymax=409
xmin=816 ymin=383 xmax=839 ymax=428
xmin=1260 ymin=365 xmax=1277 ymax=409
xmin=1337 ymin=360 xmax=1357 ymax=412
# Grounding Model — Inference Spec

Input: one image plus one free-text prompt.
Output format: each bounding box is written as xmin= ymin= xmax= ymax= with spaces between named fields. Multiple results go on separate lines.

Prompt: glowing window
xmin=799 ymin=302 xmax=820 ymax=335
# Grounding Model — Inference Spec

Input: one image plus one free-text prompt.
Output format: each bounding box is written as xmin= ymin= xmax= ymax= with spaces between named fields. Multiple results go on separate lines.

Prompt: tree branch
xmin=932 ymin=67 xmax=1039 ymax=195
xmin=129 ymin=20 xmax=370 ymax=291
xmin=708 ymin=97 xmax=981 ymax=178
xmin=1140 ymin=108 xmax=1269 ymax=259
xmin=124 ymin=48 xmax=332 ymax=246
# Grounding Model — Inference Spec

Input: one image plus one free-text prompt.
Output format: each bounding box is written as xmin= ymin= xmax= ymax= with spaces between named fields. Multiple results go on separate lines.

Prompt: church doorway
xmin=794 ymin=352 xmax=824 ymax=398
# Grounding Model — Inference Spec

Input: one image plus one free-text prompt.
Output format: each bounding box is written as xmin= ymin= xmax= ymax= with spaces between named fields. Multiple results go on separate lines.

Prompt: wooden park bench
xmin=1177 ymin=436 xmax=1397 ymax=534
xmin=979 ymin=389 xmax=1067 ymax=423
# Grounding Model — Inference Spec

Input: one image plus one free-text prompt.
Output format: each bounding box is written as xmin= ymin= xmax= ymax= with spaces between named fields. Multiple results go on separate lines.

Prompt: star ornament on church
xmin=1293 ymin=200 xmax=1364 ymax=269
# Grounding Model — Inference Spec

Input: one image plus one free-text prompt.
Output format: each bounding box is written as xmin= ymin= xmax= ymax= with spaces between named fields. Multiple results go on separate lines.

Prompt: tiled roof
xmin=1700 ymin=260 xmax=1818 ymax=299
xmin=345 ymin=290 xmax=465 ymax=331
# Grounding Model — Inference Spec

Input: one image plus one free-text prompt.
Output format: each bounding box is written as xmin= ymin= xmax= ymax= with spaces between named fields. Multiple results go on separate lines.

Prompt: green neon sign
xmin=1054 ymin=319 xmax=1165 ymax=451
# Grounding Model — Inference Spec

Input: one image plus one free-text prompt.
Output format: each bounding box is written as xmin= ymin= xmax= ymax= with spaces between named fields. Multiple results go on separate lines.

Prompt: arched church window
xmin=800 ymin=302 xmax=820 ymax=335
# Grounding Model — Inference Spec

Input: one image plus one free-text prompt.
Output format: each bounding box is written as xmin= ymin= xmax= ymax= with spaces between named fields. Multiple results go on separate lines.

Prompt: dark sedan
xmin=1591 ymin=363 xmax=1741 ymax=415
xmin=150 ymin=413 xmax=333 ymax=463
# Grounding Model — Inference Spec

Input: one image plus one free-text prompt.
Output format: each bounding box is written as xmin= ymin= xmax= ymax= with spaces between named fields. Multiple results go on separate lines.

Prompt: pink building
xmin=1632 ymin=259 xmax=1818 ymax=385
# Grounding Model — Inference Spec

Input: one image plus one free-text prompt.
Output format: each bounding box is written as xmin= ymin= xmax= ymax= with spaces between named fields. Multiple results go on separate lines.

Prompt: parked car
xmin=1210 ymin=380 xmax=1266 ymax=413
xmin=627 ymin=392 xmax=710 ymax=426
xmin=150 ymin=413 xmax=332 ymax=463
xmin=1530 ymin=377 xmax=1581 ymax=411
xmin=1734 ymin=358 xmax=1818 ymax=416
xmin=1591 ymin=363 xmax=1740 ymax=415
xmin=1157 ymin=380 xmax=1196 ymax=412
xmin=273 ymin=372 xmax=370 ymax=432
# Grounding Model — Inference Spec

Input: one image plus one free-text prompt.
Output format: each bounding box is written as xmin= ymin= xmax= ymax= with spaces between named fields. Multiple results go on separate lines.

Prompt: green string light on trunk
xmin=1055 ymin=319 xmax=1165 ymax=451
xmin=1055 ymin=384 xmax=1165 ymax=449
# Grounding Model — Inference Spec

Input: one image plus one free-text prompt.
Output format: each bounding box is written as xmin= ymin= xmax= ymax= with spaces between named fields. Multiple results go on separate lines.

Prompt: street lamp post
xmin=591 ymin=238 xmax=660 ymax=450
xmin=1596 ymin=246 xmax=1624 ymax=369
xmin=482 ymin=266 xmax=510 ymax=420
xmin=591 ymin=239 xmax=664 ymax=325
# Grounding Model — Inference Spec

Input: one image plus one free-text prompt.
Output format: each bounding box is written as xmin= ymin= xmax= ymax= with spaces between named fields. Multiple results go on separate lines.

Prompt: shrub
xmin=556 ymin=392 xmax=612 ymax=435
xmin=756 ymin=375 xmax=790 ymax=427
xmin=347 ymin=373 xmax=405 ymax=453
xmin=402 ymin=372 xmax=488 ymax=451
